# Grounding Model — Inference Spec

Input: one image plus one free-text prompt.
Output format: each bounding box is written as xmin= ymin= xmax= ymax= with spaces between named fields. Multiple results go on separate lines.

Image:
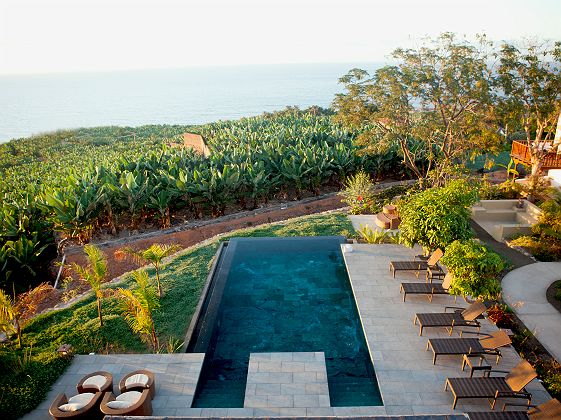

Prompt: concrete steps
xmin=471 ymin=199 xmax=541 ymax=241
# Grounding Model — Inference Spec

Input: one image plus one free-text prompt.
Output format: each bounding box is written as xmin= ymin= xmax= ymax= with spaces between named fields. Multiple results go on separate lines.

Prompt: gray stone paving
xmin=341 ymin=244 xmax=550 ymax=416
xmin=21 ymin=353 xmax=205 ymax=420
xmin=502 ymin=261 xmax=561 ymax=362
xmin=244 ymin=352 xmax=330 ymax=413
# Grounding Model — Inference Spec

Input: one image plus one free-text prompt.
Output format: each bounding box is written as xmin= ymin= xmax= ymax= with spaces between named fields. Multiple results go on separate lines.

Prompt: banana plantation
xmin=0 ymin=112 xmax=404 ymax=292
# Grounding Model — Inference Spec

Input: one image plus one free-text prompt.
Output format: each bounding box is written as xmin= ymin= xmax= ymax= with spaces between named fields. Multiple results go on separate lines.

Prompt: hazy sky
xmin=1 ymin=0 xmax=560 ymax=75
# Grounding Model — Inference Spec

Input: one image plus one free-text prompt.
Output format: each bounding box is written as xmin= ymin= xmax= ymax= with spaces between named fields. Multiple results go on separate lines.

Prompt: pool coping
xmin=182 ymin=240 xmax=227 ymax=352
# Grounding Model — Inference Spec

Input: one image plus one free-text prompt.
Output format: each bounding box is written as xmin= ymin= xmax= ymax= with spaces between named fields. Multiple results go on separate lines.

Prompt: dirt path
xmin=64 ymin=193 xmax=347 ymax=282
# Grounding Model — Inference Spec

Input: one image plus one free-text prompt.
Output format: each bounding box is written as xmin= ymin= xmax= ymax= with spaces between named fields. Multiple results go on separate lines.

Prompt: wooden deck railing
xmin=510 ymin=140 xmax=561 ymax=170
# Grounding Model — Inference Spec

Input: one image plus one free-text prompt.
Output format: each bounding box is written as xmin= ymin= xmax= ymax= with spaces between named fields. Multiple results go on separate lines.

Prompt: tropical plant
xmin=115 ymin=243 xmax=181 ymax=297
xmin=71 ymin=245 xmax=108 ymax=326
xmin=441 ymin=239 xmax=506 ymax=299
xmin=0 ymin=283 xmax=52 ymax=348
xmin=357 ymin=224 xmax=400 ymax=244
xmin=0 ymin=288 xmax=20 ymax=347
xmin=339 ymin=170 xmax=376 ymax=214
xmin=117 ymin=270 xmax=160 ymax=351
xmin=398 ymin=179 xmax=478 ymax=250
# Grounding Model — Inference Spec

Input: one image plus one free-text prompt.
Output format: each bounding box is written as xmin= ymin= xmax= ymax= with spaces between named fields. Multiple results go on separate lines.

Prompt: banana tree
xmin=191 ymin=165 xmax=241 ymax=217
xmin=148 ymin=184 xmax=177 ymax=228
xmin=2 ymin=234 xmax=49 ymax=277
xmin=299 ymin=145 xmax=333 ymax=195
xmin=43 ymin=175 xmax=101 ymax=242
xmin=241 ymin=161 xmax=280 ymax=208
xmin=279 ymin=155 xmax=312 ymax=199
xmin=113 ymin=170 xmax=149 ymax=228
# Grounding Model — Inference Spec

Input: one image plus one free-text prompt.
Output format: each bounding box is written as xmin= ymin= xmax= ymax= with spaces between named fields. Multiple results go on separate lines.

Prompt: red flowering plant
xmin=486 ymin=303 xmax=514 ymax=328
xmin=338 ymin=170 xmax=376 ymax=215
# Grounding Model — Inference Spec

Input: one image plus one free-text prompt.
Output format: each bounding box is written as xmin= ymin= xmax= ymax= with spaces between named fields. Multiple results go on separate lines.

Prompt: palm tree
xmin=115 ymin=243 xmax=180 ymax=297
xmin=117 ymin=270 xmax=160 ymax=351
xmin=72 ymin=245 xmax=107 ymax=326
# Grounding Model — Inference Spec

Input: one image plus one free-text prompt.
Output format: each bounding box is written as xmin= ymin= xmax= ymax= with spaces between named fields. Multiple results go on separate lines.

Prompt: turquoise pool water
xmin=189 ymin=236 xmax=381 ymax=407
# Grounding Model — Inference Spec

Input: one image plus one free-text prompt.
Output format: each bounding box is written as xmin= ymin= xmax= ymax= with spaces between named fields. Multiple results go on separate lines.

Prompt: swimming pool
xmin=187 ymin=236 xmax=381 ymax=408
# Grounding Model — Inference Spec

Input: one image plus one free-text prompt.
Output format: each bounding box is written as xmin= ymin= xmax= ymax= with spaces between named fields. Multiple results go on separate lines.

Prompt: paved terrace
xmin=342 ymin=244 xmax=550 ymax=415
xmin=24 ymin=244 xmax=550 ymax=419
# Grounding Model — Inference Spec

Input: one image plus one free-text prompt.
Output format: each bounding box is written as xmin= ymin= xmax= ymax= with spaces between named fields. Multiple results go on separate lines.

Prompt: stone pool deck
xmin=342 ymin=244 xmax=550 ymax=415
xmin=24 ymin=244 xmax=550 ymax=419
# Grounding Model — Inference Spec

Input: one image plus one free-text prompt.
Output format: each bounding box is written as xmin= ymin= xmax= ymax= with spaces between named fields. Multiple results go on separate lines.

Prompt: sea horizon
xmin=0 ymin=62 xmax=382 ymax=143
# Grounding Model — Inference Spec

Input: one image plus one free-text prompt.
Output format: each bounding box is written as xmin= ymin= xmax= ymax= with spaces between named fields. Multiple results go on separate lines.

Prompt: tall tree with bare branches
xmin=496 ymin=40 xmax=561 ymax=195
xmin=333 ymin=33 xmax=503 ymax=187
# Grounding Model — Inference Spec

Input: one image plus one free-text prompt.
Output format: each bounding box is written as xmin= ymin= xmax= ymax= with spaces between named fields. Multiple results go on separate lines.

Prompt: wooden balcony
xmin=510 ymin=140 xmax=561 ymax=171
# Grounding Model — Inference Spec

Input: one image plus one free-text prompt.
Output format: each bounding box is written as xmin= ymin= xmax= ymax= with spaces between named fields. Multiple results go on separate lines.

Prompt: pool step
xmin=192 ymin=379 xmax=246 ymax=408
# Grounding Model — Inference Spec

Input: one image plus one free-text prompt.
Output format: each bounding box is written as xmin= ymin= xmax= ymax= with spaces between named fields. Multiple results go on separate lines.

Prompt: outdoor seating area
xmin=341 ymin=244 xmax=550 ymax=415
xmin=48 ymin=369 xmax=156 ymax=419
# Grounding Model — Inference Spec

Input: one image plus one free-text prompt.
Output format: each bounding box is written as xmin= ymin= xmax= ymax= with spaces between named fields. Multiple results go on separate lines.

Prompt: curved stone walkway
xmin=502 ymin=262 xmax=561 ymax=362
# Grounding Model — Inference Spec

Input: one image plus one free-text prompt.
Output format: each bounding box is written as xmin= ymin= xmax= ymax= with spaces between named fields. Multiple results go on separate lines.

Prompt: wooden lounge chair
xmin=49 ymin=391 xmax=103 ymax=420
xmin=414 ymin=300 xmax=486 ymax=336
xmin=466 ymin=399 xmax=560 ymax=420
xmin=466 ymin=411 xmax=529 ymax=419
xmin=389 ymin=248 xmax=443 ymax=278
xmin=119 ymin=369 xmax=156 ymax=400
xmin=76 ymin=371 xmax=113 ymax=393
xmin=100 ymin=388 xmax=152 ymax=416
xmin=444 ymin=359 xmax=537 ymax=409
xmin=400 ymin=273 xmax=453 ymax=302
xmin=503 ymin=398 xmax=561 ymax=419
xmin=426 ymin=330 xmax=511 ymax=364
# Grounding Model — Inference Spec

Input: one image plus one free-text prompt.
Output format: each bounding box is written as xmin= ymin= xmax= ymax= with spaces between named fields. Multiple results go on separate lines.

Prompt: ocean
xmin=0 ymin=62 xmax=378 ymax=143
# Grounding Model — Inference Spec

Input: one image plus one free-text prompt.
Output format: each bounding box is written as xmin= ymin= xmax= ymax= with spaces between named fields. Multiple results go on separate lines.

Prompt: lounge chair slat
xmin=448 ymin=377 xmax=512 ymax=398
xmin=429 ymin=337 xmax=482 ymax=355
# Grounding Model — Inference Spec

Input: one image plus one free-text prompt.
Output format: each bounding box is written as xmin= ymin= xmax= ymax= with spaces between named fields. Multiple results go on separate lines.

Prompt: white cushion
xmin=106 ymin=400 xmax=134 ymax=409
xmin=82 ymin=375 xmax=107 ymax=390
xmin=124 ymin=373 xmax=149 ymax=388
xmin=58 ymin=402 xmax=87 ymax=412
xmin=68 ymin=393 xmax=95 ymax=405
xmin=116 ymin=390 xmax=142 ymax=403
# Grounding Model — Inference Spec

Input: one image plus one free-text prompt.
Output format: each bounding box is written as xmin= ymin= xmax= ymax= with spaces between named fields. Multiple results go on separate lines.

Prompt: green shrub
xmin=509 ymin=195 xmax=561 ymax=261
xmin=479 ymin=180 xmax=522 ymax=200
xmin=398 ymin=179 xmax=478 ymax=250
xmin=441 ymin=239 xmax=506 ymax=299
xmin=544 ymin=371 xmax=561 ymax=397
xmin=338 ymin=170 xmax=376 ymax=214
xmin=0 ymin=350 xmax=71 ymax=420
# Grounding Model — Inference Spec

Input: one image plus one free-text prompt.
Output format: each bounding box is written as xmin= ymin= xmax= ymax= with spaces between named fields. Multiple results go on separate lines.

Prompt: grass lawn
xmin=0 ymin=211 xmax=355 ymax=419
